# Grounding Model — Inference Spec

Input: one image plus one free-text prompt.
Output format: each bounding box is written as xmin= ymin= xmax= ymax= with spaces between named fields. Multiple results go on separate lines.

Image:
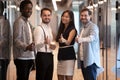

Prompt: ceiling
xmin=39 ymin=0 xmax=72 ymax=10
xmin=8 ymin=0 xmax=85 ymax=11
xmin=39 ymin=0 xmax=84 ymax=11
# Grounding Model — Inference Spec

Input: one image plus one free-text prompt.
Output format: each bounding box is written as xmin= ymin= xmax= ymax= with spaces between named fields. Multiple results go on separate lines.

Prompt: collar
xmin=21 ymin=16 xmax=28 ymax=22
xmin=41 ymin=22 xmax=50 ymax=28
xmin=83 ymin=21 xmax=91 ymax=28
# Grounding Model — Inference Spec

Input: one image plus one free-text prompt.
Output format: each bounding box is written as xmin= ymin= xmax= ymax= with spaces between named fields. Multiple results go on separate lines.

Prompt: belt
xmin=59 ymin=45 xmax=73 ymax=48
xmin=37 ymin=52 xmax=52 ymax=54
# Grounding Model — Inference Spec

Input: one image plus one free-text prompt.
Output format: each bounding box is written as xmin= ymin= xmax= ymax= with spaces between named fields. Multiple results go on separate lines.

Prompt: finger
xmin=32 ymin=42 xmax=35 ymax=45
xmin=60 ymin=34 xmax=63 ymax=38
xmin=46 ymin=36 xmax=48 ymax=39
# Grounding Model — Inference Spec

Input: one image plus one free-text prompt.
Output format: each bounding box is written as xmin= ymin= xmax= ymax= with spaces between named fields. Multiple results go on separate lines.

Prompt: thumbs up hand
xmin=44 ymin=36 xmax=50 ymax=44
xmin=60 ymin=34 xmax=67 ymax=43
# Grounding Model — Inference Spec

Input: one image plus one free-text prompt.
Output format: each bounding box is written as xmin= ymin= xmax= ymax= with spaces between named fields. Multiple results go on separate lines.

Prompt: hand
xmin=26 ymin=43 xmax=35 ymax=51
xmin=58 ymin=38 xmax=62 ymax=43
xmin=49 ymin=44 xmax=56 ymax=50
xmin=49 ymin=42 xmax=56 ymax=50
xmin=75 ymin=35 xmax=84 ymax=43
xmin=44 ymin=36 xmax=50 ymax=44
xmin=75 ymin=35 xmax=79 ymax=43
xmin=58 ymin=34 xmax=62 ymax=43
xmin=60 ymin=34 xmax=67 ymax=43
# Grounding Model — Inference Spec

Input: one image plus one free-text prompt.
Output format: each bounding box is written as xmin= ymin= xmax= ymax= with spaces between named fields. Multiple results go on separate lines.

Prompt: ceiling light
xmin=72 ymin=1 xmax=83 ymax=5
xmin=35 ymin=4 xmax=41 ymax=11
xmin=56 ymin=0 xmax=61 ymax=1
xmin=8 ymin=5 xmax=16 ymax=9
xmin=52 ymin=0 xmax=58 ymax=11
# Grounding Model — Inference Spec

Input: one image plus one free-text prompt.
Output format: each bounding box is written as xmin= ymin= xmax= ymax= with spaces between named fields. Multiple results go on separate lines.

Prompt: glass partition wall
xmin=89 ymin=0 xmax=120 ymax=80
xmin=92 ymin=0 xmax=120 ymax=80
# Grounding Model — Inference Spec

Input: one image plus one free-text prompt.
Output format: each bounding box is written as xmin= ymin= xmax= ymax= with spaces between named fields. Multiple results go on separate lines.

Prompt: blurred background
xmin=0 ymin=0 xmax=120 ymax=80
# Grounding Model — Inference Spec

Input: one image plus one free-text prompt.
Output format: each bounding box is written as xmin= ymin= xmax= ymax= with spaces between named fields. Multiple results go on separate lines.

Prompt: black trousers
xmin=81 ymin=61 xmax=97 ymax=80
xmin=36 ymin=52 xmax=53 ymax=80
xmin=0 ymin=59 xmax=10 ymax=80
xmin=14 ymin=59 xmax=34 ymax=80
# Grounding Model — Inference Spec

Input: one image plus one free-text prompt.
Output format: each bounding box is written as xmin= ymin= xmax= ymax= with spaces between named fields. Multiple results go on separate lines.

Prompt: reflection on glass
xmin=0 ymin=1 xmax=10 ymax=80
xmin=112 ymin=37 xmax=120 ymax=78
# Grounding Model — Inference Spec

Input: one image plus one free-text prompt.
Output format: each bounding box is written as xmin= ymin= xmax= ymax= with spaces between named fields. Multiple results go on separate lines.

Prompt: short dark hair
xmin=20 ymin=0 xmax=33 ymax=12
xmin=0 ymin=1 xmax=4 ymax=11
xmin=80 ymin=8 xmax=92 ymax=15
xmin=40 ymin=8 xmax=52 ymax=16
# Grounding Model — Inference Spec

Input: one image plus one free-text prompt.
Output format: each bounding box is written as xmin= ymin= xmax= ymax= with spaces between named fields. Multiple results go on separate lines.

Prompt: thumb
xmin=46 ymin=36 xmax=48 ymax=38
xmin=45 ymin=36 xmax=48 ymax=40
xmin=61 ymin=34 xmax=63 ymax=38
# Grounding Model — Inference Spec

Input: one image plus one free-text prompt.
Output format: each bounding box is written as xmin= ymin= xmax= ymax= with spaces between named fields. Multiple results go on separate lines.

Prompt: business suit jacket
xmin=13 ymin=16 xmax=34 ymax=59
xmin=77 ymin=21 xmax=104 ymax=75
xmin=0 ymin=16 xmax=10 ymax=59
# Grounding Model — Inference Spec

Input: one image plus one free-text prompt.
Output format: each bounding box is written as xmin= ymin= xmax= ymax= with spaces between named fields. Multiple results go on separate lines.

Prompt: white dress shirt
xmin=27 ymin=22 xmax=33 ymax=43
xmin=34 ymin=22 xmax=53 ymax=53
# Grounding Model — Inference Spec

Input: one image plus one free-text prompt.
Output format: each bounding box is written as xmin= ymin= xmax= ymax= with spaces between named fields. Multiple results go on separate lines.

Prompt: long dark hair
xmin=56 ymin=10 xmax=75 ymax=41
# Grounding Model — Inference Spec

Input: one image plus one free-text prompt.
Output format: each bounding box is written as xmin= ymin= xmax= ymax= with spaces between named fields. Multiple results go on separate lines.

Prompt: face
xmin=21 ymin=4 xmax=33 ymax=18
xmin=41 ymin=10 xmax=52 ymax=24
xmin=80 ymin=11 xmax=91 ymax=24
xmin=61 ymin=12 xmax=71 ymax=26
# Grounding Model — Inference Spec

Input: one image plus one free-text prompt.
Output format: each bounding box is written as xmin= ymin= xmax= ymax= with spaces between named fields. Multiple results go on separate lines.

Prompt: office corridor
xmin=6 ymin=46 xmax=120 ymax=80
xmin=0 ymin=0 xmax=120 ymax=80
xmin=7 ymin=45 xmax=84 ymax=80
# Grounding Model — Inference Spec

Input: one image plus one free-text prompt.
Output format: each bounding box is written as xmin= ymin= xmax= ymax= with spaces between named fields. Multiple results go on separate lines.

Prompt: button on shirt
xmin=18 ymin=21 xmax=34 ymax=60
xmin=34 ymin=22 xmax=53 ymax=53
xmin=78 ymin=21 xmax=101 ymax=68
xmin=79 ymin=28 xmax=84 ymax=60
xmin=79 ymin=26 xmax=93 ymax=60
xmin=27 ymin=22 xmax=32 ymax=43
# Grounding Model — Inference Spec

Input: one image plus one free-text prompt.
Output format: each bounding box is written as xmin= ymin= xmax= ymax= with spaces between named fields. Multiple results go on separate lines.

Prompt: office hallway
xmin=6 ymin=45 xmax=84 ymax=80
xmin=6 ymin=46 xmax=120 ymax=80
